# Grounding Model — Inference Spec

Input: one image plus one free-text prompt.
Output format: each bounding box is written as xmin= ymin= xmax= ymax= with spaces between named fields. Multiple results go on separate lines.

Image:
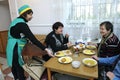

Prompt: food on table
xmin=55 ymin=51 xmax=65 ymax=57
xmin=61 ymin=58 xmax=66 ymax=62
xmin=64 ymin=50 xmax=72 ymax=55
xmin=79 ymin=43 xmax=84 ymax=47
xmin=58 ymin=57 xmax=73 ymax=64
xmin=82 ymin=58 xmax=97 ymax=67
xmin=86 ymin=45 xmax=96 ymax=49
xmin=55 ymin=50 xmax=72 ymax=57
xmin=83 ymin=49 xmax=95 ymax=55
xmin=65 ymin=50 xmax=70 ymax=54
xmin=79 ymin=43 xmax=85 ymax=48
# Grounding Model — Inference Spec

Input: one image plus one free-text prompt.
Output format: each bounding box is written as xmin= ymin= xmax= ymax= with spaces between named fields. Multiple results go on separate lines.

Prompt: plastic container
xmin=71 ymin=61 xmax=81 ymax=68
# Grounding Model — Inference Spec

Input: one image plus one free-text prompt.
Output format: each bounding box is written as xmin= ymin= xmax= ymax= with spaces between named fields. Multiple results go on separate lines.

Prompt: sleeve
xmin=49 ymin=37 xmax=68 ymax=52
xmin=113 ymin=76 xmax=120 ymax=80
xmin=97 ymin=43 xmax=100 ymax=48
xmin=17 ymin=23 xmax=46 ymax=50
xmin=117 ymin=41 xmax=120 ymax=53
xmin=99 ymin=55 xmax=119 ymax=65
xmin=106 ymin=35 xmax=120 ymax=52
xmin=63 ymin=36 xmax=69 ymax=44
xmin=113 ymin=61 xmax=120 ymax=79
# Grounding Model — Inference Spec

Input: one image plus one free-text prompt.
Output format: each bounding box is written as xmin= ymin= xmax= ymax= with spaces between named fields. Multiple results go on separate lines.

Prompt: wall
xmin=16 ymin=0 xmax=62 ymax=34
xmin=0 ymin=0 xmax=11 ymax=31
xmin=29 ymin=24 xmax=52 ymax=34
xmin=0 ymin=30 xmax=8 ymax=54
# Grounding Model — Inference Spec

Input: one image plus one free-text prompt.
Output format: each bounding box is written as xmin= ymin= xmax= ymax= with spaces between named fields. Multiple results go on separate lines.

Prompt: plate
xmin=58 ymin=56 xmax=73 ymax=64
xmin=78 ymin=43 xmax=85 ymax=48
xmin=63 ymin=50 xmax=72 ymax=56
xmin=54 ymin=51 xmax=65 ymax=57
xmin=86 ymin=45 xmax=96 ymax=49
xmin=82 ymin=58 xmax=97 ymax=67
xmin=55 ymin=50 xmax=72 ymax=57
xmin=83 ymin=49 xmax=95 ymax=55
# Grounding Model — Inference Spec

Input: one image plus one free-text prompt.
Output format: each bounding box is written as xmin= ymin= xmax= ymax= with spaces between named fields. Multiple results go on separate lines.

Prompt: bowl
xmin=86 ymin=45 xmax=96 ymax=49
xmin=83 ymin=49 xmax=96 ymax=55
xmin=71 ymin=61 xmax=81 ymax=68
xmin=82 ymin=58 xmax=97 ymax=67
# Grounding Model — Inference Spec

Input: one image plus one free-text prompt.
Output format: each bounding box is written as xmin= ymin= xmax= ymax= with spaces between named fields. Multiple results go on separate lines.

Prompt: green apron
xmin=6 ymin=18 xmax=27 ymax=67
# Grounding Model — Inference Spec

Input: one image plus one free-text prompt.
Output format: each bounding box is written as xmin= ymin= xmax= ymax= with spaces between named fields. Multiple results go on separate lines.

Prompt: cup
xmin=72 ymin=61 xmax=81 ymax=68
xmin=74 ymin=51 xmax=79 ymax=57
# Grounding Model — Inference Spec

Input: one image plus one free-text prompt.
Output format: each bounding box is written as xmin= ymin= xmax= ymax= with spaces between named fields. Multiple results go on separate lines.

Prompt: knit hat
xmin=18 ymin=5 xmax=31 ymax=15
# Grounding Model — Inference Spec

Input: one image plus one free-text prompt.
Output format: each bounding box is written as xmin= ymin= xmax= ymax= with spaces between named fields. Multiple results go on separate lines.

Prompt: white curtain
xmin=53 ymin=0 xmax=120 ymax=43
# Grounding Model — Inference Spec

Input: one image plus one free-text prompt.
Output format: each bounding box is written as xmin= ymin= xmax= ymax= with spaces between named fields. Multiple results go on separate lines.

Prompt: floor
xmin=0 ymin=53 xmax=14 ymax=80
xmin=0 ymin=53 xmax=33 ymax=80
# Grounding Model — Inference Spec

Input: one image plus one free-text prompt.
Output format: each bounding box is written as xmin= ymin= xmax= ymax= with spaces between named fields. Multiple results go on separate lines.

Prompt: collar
xmin=18 ymin=16 xmax=28 ymax=22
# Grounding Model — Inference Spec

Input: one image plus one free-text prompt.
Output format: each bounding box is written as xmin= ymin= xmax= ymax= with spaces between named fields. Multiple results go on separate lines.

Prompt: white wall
xmin=29 ymin=24 xmax=52 ymax=34
xmin=16 ymin=0 xmax=61 ymax=34
xmin=0 ymin=0 xmax=11 ymax=31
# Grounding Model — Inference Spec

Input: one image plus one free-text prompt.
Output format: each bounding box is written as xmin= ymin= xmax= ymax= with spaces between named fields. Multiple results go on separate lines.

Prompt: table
xmin=44 ymin=50 xmax=98 ymax=80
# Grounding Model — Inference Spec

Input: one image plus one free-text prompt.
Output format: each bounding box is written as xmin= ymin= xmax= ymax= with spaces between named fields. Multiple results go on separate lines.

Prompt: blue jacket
xmin=99 ymin=55 xmax=120 ymax=80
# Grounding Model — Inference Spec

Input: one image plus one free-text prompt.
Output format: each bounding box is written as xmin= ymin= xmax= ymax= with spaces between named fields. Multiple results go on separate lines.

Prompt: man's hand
xmin=65 ymin=34 xmax=69 ymax=38
xmin=92 ymin=55 xmax=99 ymax=61
xmin=67 ymin=42 xmax=73 ymax=48
xmin=106 ymin=71 xmax=115 ymax=80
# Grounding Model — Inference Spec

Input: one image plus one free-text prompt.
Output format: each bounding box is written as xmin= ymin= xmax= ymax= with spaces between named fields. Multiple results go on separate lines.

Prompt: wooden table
xmin=44 ymin=50 xmax=98 ymax=80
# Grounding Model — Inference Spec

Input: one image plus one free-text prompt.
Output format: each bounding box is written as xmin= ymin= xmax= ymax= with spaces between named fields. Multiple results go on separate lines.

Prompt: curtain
xmin=53 ymin=0 xmax=120 ymax=44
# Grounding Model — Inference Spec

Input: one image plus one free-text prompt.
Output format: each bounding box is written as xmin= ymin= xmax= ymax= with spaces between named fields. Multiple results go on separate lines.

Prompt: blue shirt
xmin=99 ymin=55 xmax=120 ymax=80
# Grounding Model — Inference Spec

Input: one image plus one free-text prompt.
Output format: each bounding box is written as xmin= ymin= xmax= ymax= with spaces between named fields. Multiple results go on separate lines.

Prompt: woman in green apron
xmin=6 ymin=5 xmax=54 ymax=80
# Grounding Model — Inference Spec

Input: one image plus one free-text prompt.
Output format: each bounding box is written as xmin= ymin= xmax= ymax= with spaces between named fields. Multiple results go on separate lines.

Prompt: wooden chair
xmin=22 ymin=34 xmax=47 ymax=65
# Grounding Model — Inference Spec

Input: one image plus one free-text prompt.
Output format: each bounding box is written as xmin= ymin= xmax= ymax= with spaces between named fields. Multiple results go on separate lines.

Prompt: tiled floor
xmin=0 ymin=53 xmax=14 ymax=80
xmin=0 ymin=53 xmax=31 ymax=80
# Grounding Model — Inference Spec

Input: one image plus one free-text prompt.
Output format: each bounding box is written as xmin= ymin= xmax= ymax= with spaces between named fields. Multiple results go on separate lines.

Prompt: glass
xmin=74 ymin=51 xmax=79 ymax=57
xmin=69 ymin=36 xmax=76 ymax=45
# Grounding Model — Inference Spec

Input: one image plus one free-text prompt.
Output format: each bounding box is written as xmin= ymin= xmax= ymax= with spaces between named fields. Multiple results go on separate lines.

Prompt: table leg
xmin=89 ymin=78 xmax=94 ymax=80
xmin=47 ymin=68 xmax=51 ymax=80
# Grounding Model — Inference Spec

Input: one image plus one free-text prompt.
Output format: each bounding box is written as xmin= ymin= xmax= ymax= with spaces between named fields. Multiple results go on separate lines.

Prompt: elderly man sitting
xmin=92 ymin=54 xmax=120 ymax=80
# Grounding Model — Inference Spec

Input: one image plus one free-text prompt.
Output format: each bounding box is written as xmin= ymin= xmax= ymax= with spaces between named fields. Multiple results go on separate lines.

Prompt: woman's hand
xmin=106 ymin=71 xmax=115 ymax=80
xmin=67 ymin=42 xmax=73 ymax=48
xmin=92 ymin=55 xmax=99 ymax=61
xmin=65 ymin=34 xmax=69 ymax=38
xmin=45 ymin=48 xmax=54 ymax=57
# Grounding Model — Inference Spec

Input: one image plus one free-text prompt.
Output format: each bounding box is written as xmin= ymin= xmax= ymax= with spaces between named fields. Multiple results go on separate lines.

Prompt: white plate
xmin=58 ymin=56 xmax=73 ymax=64
xmin=82 ymin=58 xmax=97 ymax=67
xmin=63 ymin=50 xmax=72 ymax=56
xmin=55 ymin=50 xmax=72 ymax=57
xmin=83 ymin=49 xmax=96 ymax=55
xmin=78 ymin=43 xmax=85 ymax=48
xmin=86 ymin=45 xmax=96 ymax=49
xmin=54 ymin=51 xmax=65 ymax=57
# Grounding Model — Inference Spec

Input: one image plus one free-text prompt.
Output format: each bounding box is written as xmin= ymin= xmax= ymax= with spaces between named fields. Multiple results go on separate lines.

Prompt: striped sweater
xmin=99 ymin=33 xmax=120 ymax=57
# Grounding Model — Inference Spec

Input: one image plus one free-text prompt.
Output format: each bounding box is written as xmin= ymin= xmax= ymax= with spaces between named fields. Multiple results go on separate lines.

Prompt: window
xmin=52 ymin=0 xmax=120 ymax=41
xmin=67 ymin=0 xmax=120 ymax=24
